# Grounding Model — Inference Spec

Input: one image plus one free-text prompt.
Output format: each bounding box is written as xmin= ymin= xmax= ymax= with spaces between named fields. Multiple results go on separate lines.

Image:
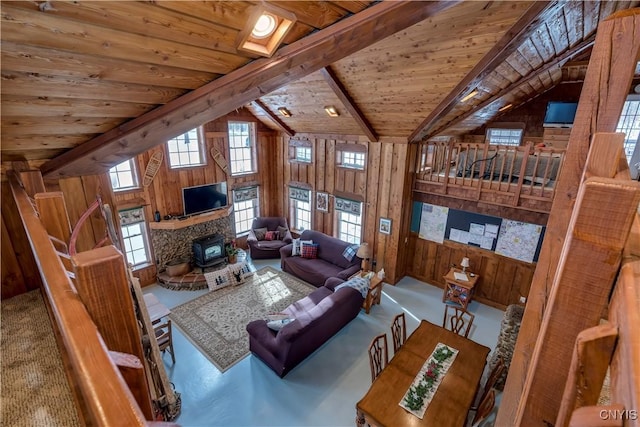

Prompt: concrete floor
xmin=144 ymin=258 xmax=504 ymax=427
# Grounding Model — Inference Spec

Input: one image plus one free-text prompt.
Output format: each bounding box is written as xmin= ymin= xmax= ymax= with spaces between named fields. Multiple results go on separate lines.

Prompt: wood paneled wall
xmin=270 ymin=133 xmax=412 ymax=284
xmin=407 ymin=237 xmax=535 ymax=310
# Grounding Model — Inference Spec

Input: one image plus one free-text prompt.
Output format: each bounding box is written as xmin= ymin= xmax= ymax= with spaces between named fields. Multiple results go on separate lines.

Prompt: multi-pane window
xmin=338 ymin=209 xmax=362 ymax=244
xmin=289 ymin=187 xmax=311 ymax=232
xmin=339 ymin=151 xmax=366 ymax=170
xmin=615 ymin=98 xmax=640 ymax=163
xmin=295 ymin=146 xmax=312 ymax=163
xmin=167 ymin=127 xmax=205 ymax=168
xmin=118 ymin=208 xmax=151 ymax=268
xmin=486 ymin=128 xmax=523 ymax=146
xmin=228 ymin=121 xmax=257 ymax=175
xmin=233 ymin=187 xmax=260 ymax=237
xmin=109 ymin=159 xmax=139 ymax=191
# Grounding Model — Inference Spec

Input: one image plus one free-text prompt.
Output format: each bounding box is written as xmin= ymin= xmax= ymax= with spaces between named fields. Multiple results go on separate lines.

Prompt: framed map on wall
xmin=495 ymin=220 xmax=543 ymax=263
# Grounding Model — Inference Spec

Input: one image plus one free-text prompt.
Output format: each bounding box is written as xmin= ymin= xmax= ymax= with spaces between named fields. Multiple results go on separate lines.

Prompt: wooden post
xmin=72 ymin=246 xmax=154 ymax=420
xmin=497 ymin=10 xmax=640 ymax=426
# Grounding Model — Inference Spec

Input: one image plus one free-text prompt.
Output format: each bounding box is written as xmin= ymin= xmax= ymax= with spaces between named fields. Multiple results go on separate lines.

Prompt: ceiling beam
xmin=428 ymin=35 xmax=596 ymax=138
xmin=41 ymin=1 xmax=461 ymax=179
xmin=320 ymin=66 xmax=378 ymax=142
xmin=252 ymin=100 xmax=295 ymax=137
xmin=408 ymin=1 xmax=562 ymax=143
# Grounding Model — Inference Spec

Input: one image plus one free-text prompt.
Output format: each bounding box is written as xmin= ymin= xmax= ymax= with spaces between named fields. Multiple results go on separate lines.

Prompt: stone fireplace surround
xmin=150 ymin=215 xmax=234 ymax=272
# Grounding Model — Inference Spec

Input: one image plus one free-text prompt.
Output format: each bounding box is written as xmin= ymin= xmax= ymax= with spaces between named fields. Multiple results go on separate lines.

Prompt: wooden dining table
xmin=356 ymin=320 xmax=490 ymax=427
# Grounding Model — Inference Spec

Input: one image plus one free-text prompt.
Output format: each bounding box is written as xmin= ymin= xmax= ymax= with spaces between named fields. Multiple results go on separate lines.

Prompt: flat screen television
xmin=182 ymin=181 xmax=228 ymax=216
xmin=543 ymin=101 xmax=578 ymax=127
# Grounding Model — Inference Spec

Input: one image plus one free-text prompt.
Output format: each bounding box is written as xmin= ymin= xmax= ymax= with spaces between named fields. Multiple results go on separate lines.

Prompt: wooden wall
xmin=270 ymin=133 xmax=412 ymax=284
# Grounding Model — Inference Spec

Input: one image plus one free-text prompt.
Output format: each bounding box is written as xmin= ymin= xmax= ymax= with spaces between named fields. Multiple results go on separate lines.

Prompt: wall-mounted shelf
xmin=149 ymin=206 xmax=232 ymax=230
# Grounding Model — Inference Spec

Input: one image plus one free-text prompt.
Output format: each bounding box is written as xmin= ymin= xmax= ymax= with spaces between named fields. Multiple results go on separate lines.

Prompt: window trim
xmin=166 ymin=126 xmax=207 ymax=170
xmin=336 ymin=143 xmax=367 ymax=171
xmin=232 ymin=186 xmax=260 ymax=237
xmin=485 ymin=123 xmax=525 ymax=146
xmin=118 ymin=208 xmax=152 ymax=268
xmin=288 ymin=186 xmax=312 ymax=232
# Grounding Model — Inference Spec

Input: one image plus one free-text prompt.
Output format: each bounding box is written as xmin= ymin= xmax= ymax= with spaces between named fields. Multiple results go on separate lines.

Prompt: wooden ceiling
xmin=1 ymin=1 xmax=639 ymax=178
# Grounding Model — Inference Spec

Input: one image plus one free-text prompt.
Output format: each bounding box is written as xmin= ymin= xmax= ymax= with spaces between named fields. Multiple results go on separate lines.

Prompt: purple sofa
xmin=247 ymin=217 xmax=293 ymax=259
xmin=280 ymin=230 xmax=362 ymax=287
xmin=246 ymin=278 xmax=364 ymax=377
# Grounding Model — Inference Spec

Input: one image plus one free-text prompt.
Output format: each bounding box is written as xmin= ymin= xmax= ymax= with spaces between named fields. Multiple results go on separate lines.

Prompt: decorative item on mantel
xmin=400 ymin=343 xmax=458 ymax=419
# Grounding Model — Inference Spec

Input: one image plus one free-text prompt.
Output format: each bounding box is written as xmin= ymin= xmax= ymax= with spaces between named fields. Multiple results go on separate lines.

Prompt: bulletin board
xmin=444 ymin=209 xmax=503 ymax=251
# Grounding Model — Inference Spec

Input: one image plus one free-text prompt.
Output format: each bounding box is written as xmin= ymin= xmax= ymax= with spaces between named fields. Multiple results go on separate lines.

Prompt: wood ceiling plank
xmin=320 ymin=67 xmax=378 ymax=142
xmin=582 ymin=1 xmax=601 ymax=37
xmin=329 ymin=1 xmax=373 ymax=14
xmin=505 ymin=50 xmax=535 ymax=78
xmin=7 ymin=1 xmax=249 ymax=58
xmin=0 ymin=42 xmax=218 ymax=90
xmin=2 ymin=117 xmax=123 ymax=135
xmin=263 ymin=1 xmax=352 ymax=29
xmin=282 ymin=21 xmax=316 ymax=45
xmin=2 ymin=135 xmax=95 ymax=151
xmin=1 ymin=5 xmax=249 ymax=74
xmin=530 ymin=23 xmax=557 ymax=61
xmin=548 ymin=7 xmax=570 ymax=55
xmin=1 ymin=71 xmax=187 ymax=104
xmin=409 ymin=1 xmax=560 ymax=142
xmin=152 ymin=1 xmax=254 ymax=31
xmin=1 ymin=149 xmax=69 ymax=161
xmin=1 ymin=96 xmax=155 ymax=118
xmin=41 ymin=1 xmax=461 ymax=178
xmin=518 ymin=38 xmax=545 ymax=70
xmin=563 ymin=0 xmax=584 ymax=47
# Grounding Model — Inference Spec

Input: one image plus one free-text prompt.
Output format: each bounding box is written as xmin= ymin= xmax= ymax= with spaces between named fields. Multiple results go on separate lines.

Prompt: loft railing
xmin=7 ymin=172 xmax=171 ymax=427
xmin=414 ymin=139 xmax=566 ymax=213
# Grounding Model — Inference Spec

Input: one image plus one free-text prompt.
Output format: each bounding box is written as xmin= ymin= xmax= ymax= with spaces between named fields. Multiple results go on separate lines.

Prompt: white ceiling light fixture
xmin=252 ymin=13 xmax=277 ymax=39
xmin=499 ymin=103 xmax=513 ymax=112
xmin=324 ymin=106 xmax=339 ymax=117
xmin=461 ymin=89 xmax=479 ymax=103
xmin=278 ymin=107 xmax=292 ymax=117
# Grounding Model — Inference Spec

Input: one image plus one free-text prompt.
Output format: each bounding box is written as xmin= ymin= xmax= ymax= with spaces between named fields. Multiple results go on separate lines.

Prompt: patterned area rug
xmin=170 ymin=266 xmax=315 ymax=372
xmin=1 ymin=291 xmax=81 ymax=427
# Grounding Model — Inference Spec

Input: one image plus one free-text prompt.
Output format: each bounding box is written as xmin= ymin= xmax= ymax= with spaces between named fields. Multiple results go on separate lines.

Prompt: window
xmin=486 ymin=128 xmax=523 ymax=146
xmin=615 ymin=97 xmax=640 ymax=164
xmin=232 ymin=187 xmax=260 ymax=236
xmin=335 ymin=197 xmax=363 ymax=244
xmin=338 ymin=210 xmax=362 ymax=244
xmin=289 ymin=187 xmax=311 ymax=231
xmin=109 ymin=159 xmax=139 ymax=191
xmin=338 ymin=151 xmax=366 ymax=170
xmin=118 ymin=208 xmax=151 ymax=268
xmin=228 ymin=121 xmax=257 ymax=175
xmin=295 ymin=146 xmax=312 ymax=163
xmin=167 ymin=127 xmax=205 ymax=168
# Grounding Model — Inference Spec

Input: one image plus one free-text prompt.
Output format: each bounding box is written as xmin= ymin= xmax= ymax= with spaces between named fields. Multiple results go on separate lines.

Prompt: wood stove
xmin=192 ymin=233 xmax=225 ymax=268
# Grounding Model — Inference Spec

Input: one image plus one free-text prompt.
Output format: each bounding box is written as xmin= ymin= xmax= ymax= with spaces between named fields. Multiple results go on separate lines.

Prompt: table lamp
xmin=460 ymin=257 xmax=470 ymax=273
xmin=356 ymin=243 xmax=371 ymax=272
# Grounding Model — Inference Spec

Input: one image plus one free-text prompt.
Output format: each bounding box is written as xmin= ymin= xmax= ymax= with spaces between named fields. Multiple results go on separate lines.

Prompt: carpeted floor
xmin=170 ymin=266 xmax=315 ymax=372
xmin=1 ymin=290 xmax=80 ymax=427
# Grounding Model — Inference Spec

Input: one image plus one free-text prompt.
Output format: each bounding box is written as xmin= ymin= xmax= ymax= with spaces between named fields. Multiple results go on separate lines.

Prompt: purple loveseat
xmin=280 ymin=230 xmax=362 ymax=287
xmin=246 ymin=278 xmax=363 ymax=377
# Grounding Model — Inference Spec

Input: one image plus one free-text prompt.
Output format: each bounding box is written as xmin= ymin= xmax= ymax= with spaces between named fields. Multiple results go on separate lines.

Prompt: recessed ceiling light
xmin=252 ymin=13 xmax=277 ymax=39
xmin=499 ymin=104 xmax=513 ymax=112
xmin=461 ymin=89 xmax=479 ymax=103
xmin=324 ymin=106 xmax=339 ymax=117
xmin=278 ymin=107 xmax=292 ymax=117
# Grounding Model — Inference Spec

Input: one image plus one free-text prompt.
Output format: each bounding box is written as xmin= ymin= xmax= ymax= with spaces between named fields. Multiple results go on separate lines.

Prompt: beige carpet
xmin=170 ymin=266 xmax=315 ymax=372
xmin=1 ymin=290 xmax=81 ymax=427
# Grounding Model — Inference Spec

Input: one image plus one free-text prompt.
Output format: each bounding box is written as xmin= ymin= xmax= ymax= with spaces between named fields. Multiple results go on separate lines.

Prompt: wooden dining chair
xmin=443 ymin=305 xmax=475 ymax=338
xmin=368 ymin=333 xmax=388 ymax=382
xmin=390 ymin=313 xmax=407 ymax=354
xmin=471 ymin=388 xmax=496 ymax=426
xmin=470 ymin=357 xmax=505 ymax=421
xmin=154 ymin=319 xmax=175 ymax=363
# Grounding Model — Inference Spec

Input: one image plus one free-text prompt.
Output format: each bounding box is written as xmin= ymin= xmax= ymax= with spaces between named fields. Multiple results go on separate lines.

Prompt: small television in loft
xmin=543 ymin=101 xmax=578 ymax=127
xmin=182 ymin=181 xmax=228 ymax=217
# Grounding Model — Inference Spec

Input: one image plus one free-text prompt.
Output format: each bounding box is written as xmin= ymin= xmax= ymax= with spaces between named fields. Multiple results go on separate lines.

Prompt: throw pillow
xmin=342 ymin=244 xmax=359 ymax=261
xmin=335 ymin=276 xmax=370 ymax=298
xmin=253 ymin=227 xmax=268 ymax=241
xmin=277 ymin=225 xmax=289 ymax=240
xmin=292 ymin=239 xmax=312 ymax=256
xmin=265 ymin=230 xmax=277 ymax=241
xmin=267 ymin=318 xmax=293 ymax=331
xmin=301 ymin=242 xmax=319 ymax=259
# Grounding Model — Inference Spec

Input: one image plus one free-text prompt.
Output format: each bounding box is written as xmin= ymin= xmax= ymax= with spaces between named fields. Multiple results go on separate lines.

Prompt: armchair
xmin=247 ymin=217 xmax=292 ymax=259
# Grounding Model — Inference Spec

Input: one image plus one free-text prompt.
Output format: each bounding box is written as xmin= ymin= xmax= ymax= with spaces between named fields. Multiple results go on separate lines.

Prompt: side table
xmin=351 ymin=271 xmax=384 ymax=314
xmin=442 ymin=268 xmax=479 ymax=310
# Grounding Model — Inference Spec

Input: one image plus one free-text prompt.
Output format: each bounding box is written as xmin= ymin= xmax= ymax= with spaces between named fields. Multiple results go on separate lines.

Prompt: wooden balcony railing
xmin=8 ymin=172 xmax=173 ymax=427
xmin=414 ymin=140 xmax=566 ymax=213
